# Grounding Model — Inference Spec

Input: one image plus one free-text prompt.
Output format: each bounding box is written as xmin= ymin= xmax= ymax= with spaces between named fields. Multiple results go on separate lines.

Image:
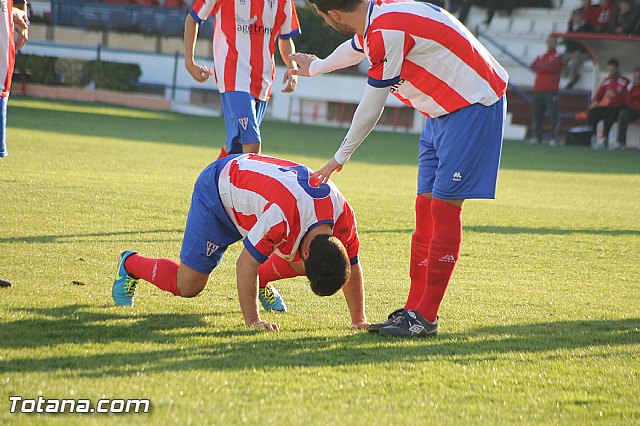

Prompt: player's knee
xmin=176 ymin=277 xmax=207 ymax=298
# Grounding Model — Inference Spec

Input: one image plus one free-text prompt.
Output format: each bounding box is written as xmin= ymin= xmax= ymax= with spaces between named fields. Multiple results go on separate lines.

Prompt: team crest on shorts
xmin=239 ymin=117 xmax=249 ymax=130
xmin=206 ymin=241 xmax=219 ymax=257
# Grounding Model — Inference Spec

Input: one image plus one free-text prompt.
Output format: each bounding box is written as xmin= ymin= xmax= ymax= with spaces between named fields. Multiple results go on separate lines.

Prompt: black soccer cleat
xmin=368 ymin=308 xmax=408 ymax=333
xmin=378 ymin=310 xmax=438 ymax=337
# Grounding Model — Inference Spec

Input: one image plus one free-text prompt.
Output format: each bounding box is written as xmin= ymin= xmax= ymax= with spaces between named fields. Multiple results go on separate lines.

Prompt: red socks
xmin=124 ymin=254 xmax=181 ymax=296
xmin=415 ymin=199 xmax=462 ymax=322
xmin=405 ymin=196 xmax=433 ymax=310
xmin=258 ymin=256 xmax=301 ymax=288
xmin=216 ymin=146 xmax=229 ymax=160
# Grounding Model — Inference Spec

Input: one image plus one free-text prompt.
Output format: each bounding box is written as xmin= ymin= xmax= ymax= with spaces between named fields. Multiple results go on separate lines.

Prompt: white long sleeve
xmin=334 ymin=84 xmax=389 ymax=165
xmin=308 ymin=40 xmax=366 ymax=77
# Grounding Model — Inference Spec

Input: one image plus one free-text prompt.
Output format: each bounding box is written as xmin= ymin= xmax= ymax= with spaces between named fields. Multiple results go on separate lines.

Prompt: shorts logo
xmin=206 ymin=241 xmax=219 ymax=257
xmin=453 ymin=171 xmax=462 ymax=182
xmin=239 ymin=117 xmax=249 ymax=130
xmin=267 ymin=0 xmax=275 ymax=8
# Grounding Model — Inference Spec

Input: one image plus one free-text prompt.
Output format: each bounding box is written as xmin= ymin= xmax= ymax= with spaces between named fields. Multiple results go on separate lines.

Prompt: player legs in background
xmin=216 ymin=92 xmax=268 ymax=159
xmin=0 ymin=96 xmax=8 ymax=158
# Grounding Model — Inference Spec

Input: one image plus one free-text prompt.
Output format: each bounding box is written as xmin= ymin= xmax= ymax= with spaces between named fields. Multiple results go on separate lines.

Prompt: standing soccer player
xmin=0 ymin=0 xmax=29 ymax=159
xmin=112 ymin=154 xmax=367 ymax=332
xmin=290 ymin=0 xmax=508 ymax=337
xmin=184 ymin=0 xmax=300 ymax=159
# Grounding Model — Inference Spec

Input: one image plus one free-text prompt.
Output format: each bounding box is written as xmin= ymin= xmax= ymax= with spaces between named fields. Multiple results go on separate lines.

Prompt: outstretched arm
xmin=288 ymin=39 xmax=366 ymax=78
xmin=237 ymin=248 xmax=280 ymax=331
xmin=342 ymin=262 xmax=368 ymax=330
xmin=311 ymin=84 xmax=389 ymax=184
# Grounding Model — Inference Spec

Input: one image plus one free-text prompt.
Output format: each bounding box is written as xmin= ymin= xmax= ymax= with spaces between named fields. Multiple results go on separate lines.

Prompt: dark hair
xmin=307 ymin=0 xmax=365 ymax=14
xmin=607 ymin=59 xmax=619 ymax=68
xmin=304 ymin=234 xmax=351 ymax=296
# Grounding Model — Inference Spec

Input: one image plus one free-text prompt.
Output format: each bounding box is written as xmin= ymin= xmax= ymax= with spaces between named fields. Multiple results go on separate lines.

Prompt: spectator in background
xmin=530 ymin=36 xmax=563 ymax=145
xmin=564 ymin=8 xmax=594 ymax=89
xmin=587 ymin=59 xmax=629 ymax=149
xmin=615 ymin=67 xmax=640 ymax=149
xmin=570 ymin=0 xmax=598 ymax=30
xmin=592 ymin=0 xmax=617 ymax=32
xmin=1 ymin=0 xmax=29 ymax=159
xmin=610 ymin=0 xmax=640 ymax=34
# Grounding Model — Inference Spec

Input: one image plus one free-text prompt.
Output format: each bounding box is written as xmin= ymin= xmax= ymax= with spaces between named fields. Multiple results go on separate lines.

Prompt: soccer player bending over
xmin=289 ymin=0 xmax=508 ymax=337
xmin=112 ymin=154 xmax=367 ymax=332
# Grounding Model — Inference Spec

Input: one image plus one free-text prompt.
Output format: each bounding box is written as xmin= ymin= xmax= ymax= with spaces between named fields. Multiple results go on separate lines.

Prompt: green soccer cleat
xmin=112 ymin=250 xmax=139 ymax=306
xmin=259 ymin=283 xmax=287 ymax=312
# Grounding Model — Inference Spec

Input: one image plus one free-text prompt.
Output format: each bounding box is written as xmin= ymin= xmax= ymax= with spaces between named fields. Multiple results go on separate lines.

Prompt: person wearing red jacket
xmin=587 ymin=58 xmax=629 ymax=148
xmin=615 ymin=67 xmax=640 ymax=148
xmin=592 ymin=0 xmax=617 ymax=32
xmin=530 ymin=36 xmax=564 ymax=145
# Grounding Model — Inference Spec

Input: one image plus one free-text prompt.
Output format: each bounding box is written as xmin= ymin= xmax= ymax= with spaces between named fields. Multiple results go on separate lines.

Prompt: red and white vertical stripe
xmin=191 ymin=0 xmax=300 ymax=101
xmin=0 ymin=0 xmax=15 ymax=97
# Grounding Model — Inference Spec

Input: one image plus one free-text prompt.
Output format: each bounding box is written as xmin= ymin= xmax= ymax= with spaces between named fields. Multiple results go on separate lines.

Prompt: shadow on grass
xmin=361 ymin=226 xmax=640 ymax=236
xmin=0 ymin=229 xmax=183 ymax=244
xmin=1 ymin=304 xmax=638 ymax=376
xmin=10 ymin=101 xmax=640 ymax=175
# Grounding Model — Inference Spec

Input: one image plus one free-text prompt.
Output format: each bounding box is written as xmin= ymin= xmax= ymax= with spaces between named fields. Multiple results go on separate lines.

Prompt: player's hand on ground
xmin=352 ymin=322 xmax=369 ymax=331
xmin=282 ymin=71 xmax=298 ymax=93
xmin=287 ymin=53 xmax=319 ymax=77
xmin=310 ymin=157 xmax=343 ymax=185
xmin=185 ymin=62 xmax=213 ymax=83
xmin=248 ymin=320 xmax=280 ymax=331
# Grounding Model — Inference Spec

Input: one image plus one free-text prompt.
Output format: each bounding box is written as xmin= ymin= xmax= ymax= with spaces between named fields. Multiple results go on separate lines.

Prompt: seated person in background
xmin=610 ymin=0 xmax=640 ymax=34
xmin=592 ymin=0 xmax=617 ymax=32
xmin=564 ymin=8 xmax=595 ymax=89
xmin=615 ymin=67 xmax=640 ymax=149
xmin=587 ymin=59 xmax=629 ymax=149
xmin=570 ymin=0 xmax=599 ymax=30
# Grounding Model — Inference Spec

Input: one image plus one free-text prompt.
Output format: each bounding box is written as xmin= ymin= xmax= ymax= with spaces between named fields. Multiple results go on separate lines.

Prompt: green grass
xmin=1 ymin=98 xmax=639 ymax=425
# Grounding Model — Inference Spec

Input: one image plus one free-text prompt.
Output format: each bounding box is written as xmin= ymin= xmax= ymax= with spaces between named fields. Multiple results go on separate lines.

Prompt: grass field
xmin=1 ymin=98 xmax=639 ymax=425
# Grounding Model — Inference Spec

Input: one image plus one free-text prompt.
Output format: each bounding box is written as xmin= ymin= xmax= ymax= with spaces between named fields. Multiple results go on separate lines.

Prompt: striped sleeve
xmin=244 ymin=206 xmax=289 ymax=263
xmin=278 ymin=0 xmax=301 ymax=39
xmin=190 ymin=0 xmax=217 ymax=25
xmin=367 ymin=29 xmax=405 ymax=88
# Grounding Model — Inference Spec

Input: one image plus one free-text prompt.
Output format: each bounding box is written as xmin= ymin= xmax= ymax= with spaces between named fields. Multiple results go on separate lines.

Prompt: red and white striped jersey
xmin=0 ymin=0 xmax=15 ymax=97
xmin=190 ymin=0 xmax=300 ymax=101
xmin=352 ymin=1 xmax=508 ymax=118
xmin=218 ymin=154 xmax=359 ymax=264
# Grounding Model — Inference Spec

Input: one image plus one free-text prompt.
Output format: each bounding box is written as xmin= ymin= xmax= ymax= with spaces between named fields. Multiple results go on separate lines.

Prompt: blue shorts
xmin=220 ymin=91 xmax=268 ymax=155
xmin=418 ymin=97 xmax=506 ymax=199
xmin=0 ymin=96 xmax=8 ymax=158
xmin=180 ymin=155 xmax=243 ymax=274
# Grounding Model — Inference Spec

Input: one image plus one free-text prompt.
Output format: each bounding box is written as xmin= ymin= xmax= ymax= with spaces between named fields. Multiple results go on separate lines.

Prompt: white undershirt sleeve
xmin=334 ymin=84 xmax=389 ymax=165
xmin=308 ymin=40 xmax=367 ymax=77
